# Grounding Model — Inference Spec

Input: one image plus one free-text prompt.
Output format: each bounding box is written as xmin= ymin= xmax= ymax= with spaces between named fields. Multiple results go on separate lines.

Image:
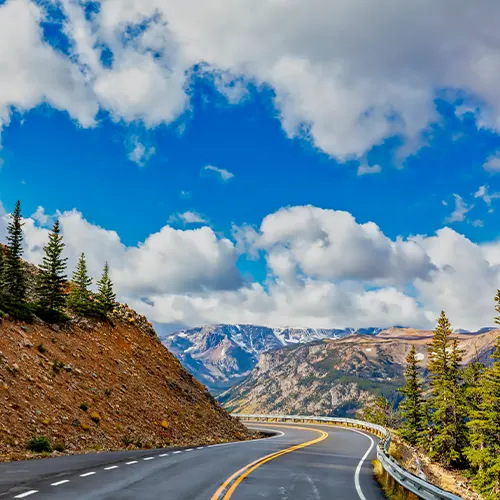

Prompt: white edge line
xmin=126 ymin=461 xmax=138 ymax=465
xmin=51 ymin=480 xmax=70 ymax=486
xmin=104 ymin=466 xmax=119 ymax=470
xmin=14 ymin=492 xmax=38 ymax=499
xmin=347 ymin=427 xmax=375 ymax=500
xmin=80 ymin=472 xmax=96 ymax=477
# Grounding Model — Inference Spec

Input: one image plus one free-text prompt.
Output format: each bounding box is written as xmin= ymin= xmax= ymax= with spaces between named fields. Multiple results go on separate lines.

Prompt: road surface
xmin=0 ymin=422 xmax=385 ymax=499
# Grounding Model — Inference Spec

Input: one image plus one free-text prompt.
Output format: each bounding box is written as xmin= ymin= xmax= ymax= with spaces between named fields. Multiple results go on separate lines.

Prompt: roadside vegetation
xmin=0 ymin=200 xmax=117 ymax=324
xmin=360 ymin=300 xmax=500 ymax=499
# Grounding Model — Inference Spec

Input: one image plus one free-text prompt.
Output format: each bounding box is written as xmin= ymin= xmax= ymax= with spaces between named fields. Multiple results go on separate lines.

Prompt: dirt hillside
xmin=0 ymin=313 xmax=249 ymax=461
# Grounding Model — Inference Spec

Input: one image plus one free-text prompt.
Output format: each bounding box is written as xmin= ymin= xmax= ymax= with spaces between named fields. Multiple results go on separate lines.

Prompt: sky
xmin=2 ymin=0 xmax=500 ymax=332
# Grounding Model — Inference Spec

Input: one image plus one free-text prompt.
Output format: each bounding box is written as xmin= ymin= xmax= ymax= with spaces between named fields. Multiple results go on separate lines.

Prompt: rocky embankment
xmin=0 ymin=311 xmax=249 ymax=462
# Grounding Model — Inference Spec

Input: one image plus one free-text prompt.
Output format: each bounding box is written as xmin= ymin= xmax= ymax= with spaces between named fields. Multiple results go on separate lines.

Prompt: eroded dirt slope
xmin=0 ymin=315 xmax=249 ymax=461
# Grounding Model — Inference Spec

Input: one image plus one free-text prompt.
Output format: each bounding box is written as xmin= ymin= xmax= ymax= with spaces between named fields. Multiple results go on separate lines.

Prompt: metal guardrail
xmin=232 ymin=413 xmax=462 ymax=500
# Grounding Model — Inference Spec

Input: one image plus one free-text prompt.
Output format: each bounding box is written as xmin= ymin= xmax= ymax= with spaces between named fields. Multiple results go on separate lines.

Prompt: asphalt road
xmin=0 ymin=422 xmax=386 ymax=499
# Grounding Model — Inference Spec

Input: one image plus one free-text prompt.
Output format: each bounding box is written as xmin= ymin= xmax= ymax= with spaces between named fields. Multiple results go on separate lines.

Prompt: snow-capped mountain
xmin=162 ymin=324 xmax=383 ymax=392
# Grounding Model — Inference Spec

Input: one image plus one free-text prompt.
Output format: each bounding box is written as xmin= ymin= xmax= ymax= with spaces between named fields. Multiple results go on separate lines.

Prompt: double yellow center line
xmin=211 ymin=424 xmax=329 ymax=500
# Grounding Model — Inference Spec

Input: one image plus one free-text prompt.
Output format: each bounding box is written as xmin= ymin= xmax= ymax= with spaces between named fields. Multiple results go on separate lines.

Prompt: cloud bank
xmin=4 ymin=0 xmax=500 ymax=159
xmin=2 ymin=202 xmax=500 ymax=331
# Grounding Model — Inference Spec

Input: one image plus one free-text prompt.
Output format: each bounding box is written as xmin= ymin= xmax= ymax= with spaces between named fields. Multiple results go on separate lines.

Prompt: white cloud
xmin=128 ymin=137 xmax=156 ymax=166
xmin=0 ymin=0 xmax=96 ymax=137
xmin=474 ymin=184 xmax=500 ymax=208
xmin=357 ymin=163 xmax=382 ymax=176
xmin=444 ymin=194 xmax=472 ymax=224
xmin=256 ymin=206 xmax=435 ymax=285
xmin=484 ymin=152 xmax=500 ymax=172
xmin=5 ymin=0 xmax=500 ymax=161
xmin=168 ymin=211 xmax=208 ymax=225
xmin=3 ymin=201 xmax=500 ymax=331
xmin=203 ymin=165 xmax=235 ymax=182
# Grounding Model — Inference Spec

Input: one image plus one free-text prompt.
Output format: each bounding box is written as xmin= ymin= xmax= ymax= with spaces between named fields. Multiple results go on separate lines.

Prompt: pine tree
xmin=37 ymin=220 xmax=68 ymax=314
xmin=399 ymin=345 xmax=426 ymax=445
xmin=427 ymin=311 xmax=467 ymax=466
xmin=5 ymin=200 xmax=26 ymax=302
xmin=465 ymin=292 xmax=500 ymax=498
xmin=96 ymin=262 xmax=116 ymax=316
xmin=67 ymin=253 xmax=93 ymax=315
xmin=0 ymin=245 xmax=6 ymax=308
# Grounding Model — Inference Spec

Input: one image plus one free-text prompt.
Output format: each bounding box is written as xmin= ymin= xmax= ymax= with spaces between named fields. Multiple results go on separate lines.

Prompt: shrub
xmin=52 ymin=360 xmax=64 ymax=374
xmin=53 ymin=441 xmax=65 ymax=452
xmin=104 ymin=389 xmax=112 ymax=397
xmin=80 ymin=402 xmax=89 ymax=412
xmin=90 ymin=412 xmax=101 ymax=424
xmin=37 ymin=344 xmax=46 ymax=354
xmin=122 ymin=434 xmax=133 ymax=446
xmin=160 ymin=420 xmax=169 ymax=430
xmin=27 ymin=435 xmax=52 ymax=453
xmin=81 ymin=423 xmax=91 ymax=431
xmin=32 ymin=303 xmax=69 ymax=324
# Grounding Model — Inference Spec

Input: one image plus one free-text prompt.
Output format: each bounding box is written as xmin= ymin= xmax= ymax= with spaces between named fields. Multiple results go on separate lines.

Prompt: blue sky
xmin=2 ymin=0 xmax=500 ymax=331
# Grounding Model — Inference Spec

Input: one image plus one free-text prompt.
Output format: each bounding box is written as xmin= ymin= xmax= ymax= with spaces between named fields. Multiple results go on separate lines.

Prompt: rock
xmin=20 ymin=326 xmax=30 ymax=333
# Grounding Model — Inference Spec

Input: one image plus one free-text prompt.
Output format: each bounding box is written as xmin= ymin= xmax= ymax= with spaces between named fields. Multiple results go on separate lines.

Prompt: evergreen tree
xmin=37 ymin=220 xmax=67 ymax=313
xmin=399 ymin=345 xmax=426 ymax=445
xmin=5 ymin=200 xmax=26 ymax=302
xmin=67 ymin=253 xmax=93 ymax=315
xmin=96 ymin=262 xmax=116 ymax=316
xmin=466 ymin=337 xmax=500 ymax=498
xmin=0 ymin=244 xmax=5 ymax=293
xmin=427 ymin=311 xmax=467 ymax=466
xmin=465 ymin=291 xmax=500 ymax=498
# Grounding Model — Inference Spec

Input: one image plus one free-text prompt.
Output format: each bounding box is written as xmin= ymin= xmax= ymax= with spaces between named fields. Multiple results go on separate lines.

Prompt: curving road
xmin=0 ymin=423 xmax=385 ymax=499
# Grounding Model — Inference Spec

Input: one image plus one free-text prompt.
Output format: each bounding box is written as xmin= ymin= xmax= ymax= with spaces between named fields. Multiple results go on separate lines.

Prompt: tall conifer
xmin=96 ymin=262 xmax=116 ymax=316
xmin=68 ymin=253 xmax=93 ymax=315
xmin=37 ymin=219 xmax=67 ymax=313
xmin=5 ymin=200 xmax=26 ymax=302
xmin=427 ymin=311 xmax=466 ymax=466
xmin=399 ymin=345 xmax=425 ymax=445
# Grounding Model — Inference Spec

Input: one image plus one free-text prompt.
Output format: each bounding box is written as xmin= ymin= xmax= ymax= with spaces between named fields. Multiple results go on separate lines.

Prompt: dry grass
xmin=372 ymin=459 xmax=419 ymax=500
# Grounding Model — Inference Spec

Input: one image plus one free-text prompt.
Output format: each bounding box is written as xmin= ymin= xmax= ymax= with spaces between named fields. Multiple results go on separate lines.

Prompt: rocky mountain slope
xmin=219 ymin=327 xmax=499 ymax=417
xmin=0 ymin=313 xmax=249 ymax=462
xmin=163 ymin=324 xmax=383 ymax=392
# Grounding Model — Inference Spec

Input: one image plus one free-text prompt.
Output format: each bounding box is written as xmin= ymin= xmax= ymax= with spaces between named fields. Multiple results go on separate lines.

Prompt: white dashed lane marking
xmin=104 ymin=466 xmax=118 ymax=470
xmin=173 ymin=451 xmax=182 ymax=454
xmin=143 ymin=457 xmax=154 ymax=461
xmin=51 ymin=480 xmax=70 ymax=486
xmin=197 ymin=447 xmax=203 ymax=450
xmin=159 ymin=453 xmax=169 ymax=457
xmin=14 ymin=491 xmax=38 ymax=498
xmin=80 ymin=472 xmax=96 ymax=477
xmin=126 ymin=461 xmax=138 ymax=465
xmin=185 ymin=449 xmax=193 ymax=452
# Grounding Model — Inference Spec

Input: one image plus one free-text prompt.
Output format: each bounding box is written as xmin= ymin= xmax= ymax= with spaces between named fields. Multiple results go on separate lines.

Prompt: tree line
xmin=393 ymin=302 xmax=500 ymax=499
xmin=0 ymin=200 xmax=116 ymax=323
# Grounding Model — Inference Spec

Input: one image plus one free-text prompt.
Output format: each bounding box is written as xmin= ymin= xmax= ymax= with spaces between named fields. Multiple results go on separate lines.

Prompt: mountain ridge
xmin=163 ymin=323 xmax=495 ymax=393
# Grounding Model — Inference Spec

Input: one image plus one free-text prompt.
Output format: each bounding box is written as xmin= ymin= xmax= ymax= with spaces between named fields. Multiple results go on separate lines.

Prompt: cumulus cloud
xmin=128 ymin=137 xmax=156 ymax=167
xmin=357 ymin=163 xmax=382 ymax=176
xmin=444 ymin=194 xmax=472 ymax=224
xmin=203 ymin=165 xmax=235 ymax=182
xmin=168 ymin=211 xmax=208 ymax=225
xmin=474 ymin=185 xmax=500 ymax=211
xmin=2 ymin=201 xmax=500 ymax=331
xmin=484 ymin=152 xmax=500 ymax=172
xmin=4 ymin=0 xmax=500 ymax=161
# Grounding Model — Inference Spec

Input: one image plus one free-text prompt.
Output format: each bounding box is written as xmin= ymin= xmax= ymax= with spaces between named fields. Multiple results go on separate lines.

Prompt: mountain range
xmin=219 ymin=327 xmax=500 ymax=417
xmin=162 ymin=324 xmax=384 ymax=392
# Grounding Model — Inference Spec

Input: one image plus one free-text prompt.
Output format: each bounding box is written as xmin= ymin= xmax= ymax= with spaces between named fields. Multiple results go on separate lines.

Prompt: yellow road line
xmin=210 ymin=424 xmax=328 ymax=500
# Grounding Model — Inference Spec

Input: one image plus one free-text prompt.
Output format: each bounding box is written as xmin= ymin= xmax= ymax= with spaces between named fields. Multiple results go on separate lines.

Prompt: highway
xmin=0 ymin=423 xmax=385 ymax=499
